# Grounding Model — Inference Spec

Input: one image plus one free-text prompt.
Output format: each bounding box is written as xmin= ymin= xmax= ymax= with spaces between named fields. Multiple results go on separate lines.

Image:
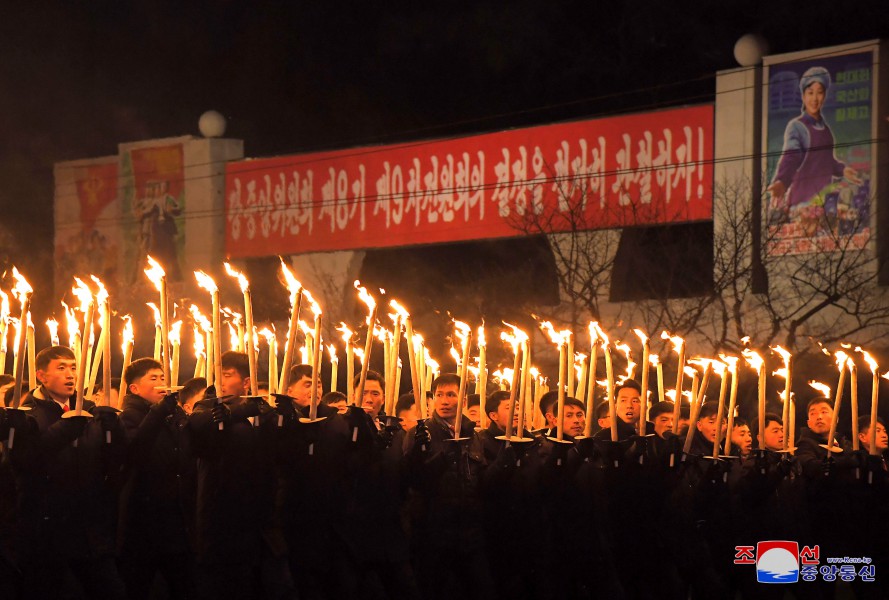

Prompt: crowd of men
xmin=0 ymin=344 xmax=887 ymax=599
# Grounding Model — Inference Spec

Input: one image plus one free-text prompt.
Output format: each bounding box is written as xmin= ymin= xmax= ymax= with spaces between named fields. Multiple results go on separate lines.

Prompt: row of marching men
xmin=0 ymin=343 xmax=887 ymax=599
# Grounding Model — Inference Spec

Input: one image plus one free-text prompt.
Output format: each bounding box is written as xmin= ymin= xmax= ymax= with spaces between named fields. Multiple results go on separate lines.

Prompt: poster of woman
xmin=765 ymin=50 xmax=873 ymax=255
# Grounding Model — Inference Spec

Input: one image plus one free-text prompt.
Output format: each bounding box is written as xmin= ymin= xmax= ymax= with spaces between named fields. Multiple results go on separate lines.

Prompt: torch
xmin=119 ymin=316 xmax=134 ymax=402
xmin=6 ymin=268 xmax=33 ymax=449
xmin=144 ymin=256 xmax=170 ymax=386
xmin=225 ymin=263 xmax=257 ymax=396
xmin=194 ymin=270 xmax=222 ymax=387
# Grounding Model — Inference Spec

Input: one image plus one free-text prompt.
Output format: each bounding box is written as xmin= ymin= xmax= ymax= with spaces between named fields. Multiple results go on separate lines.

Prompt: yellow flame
xmin=665 ymin=389 xmax=677 ymax=401
xmin=501 ymin=322 xmax=529 ymax=354
xmin=327 ymin=344 xmax=337 ymax=362
xmin=389 ymin=299 xmax=410 ymax=320
xmin=453 ymin=319 xmax=471 ymax=342
xmin=46 ymin=318 xmax=59 ymax=343
xmin=809 ymin=380 xmax=831 ymax=398
xmin=90 ymin=275 xmax=108 ymax=307
xmin=0 ymin=290 xmax=8 ymax=319
xmin=354 ymin=280 xmax=377 ymax=313
xmin=169 ymin=320 xmax=183 ymax=345
xmin=449 ymin=346 xmax=461 ymax=365
xmin=144 ymin=256 xmax=166 ymax=291
xmin=591 ymin=322 xmax=609 ymax=346
xmin=615 ymin=341 xmax=635 ymax=382
xmin=300 ymin=320 xmax=314 ymax=336
xmin=477 ymin=324 xmax=486 ymax=347
xmin=856 ymin=347 xmax=878 ymax=374
xmin=147 ymin=302 xmax=162 ymax=327
xmin=258 ymin=327 xmax=276 ymax=345
xmin=280 ymin=260 xmax=303 ymax=305
xmin=633 ymin=328 xmax=649 ymax=345
xmin=772 ymin=367 xmax=788 ymax=380
xmin=684 ymin=365 xmax=698 ymax=378
xmin=719 ymin=354 xmax=740 ymax=373
xmin=224 ymin=262 xmax=250 ymax=293
xmin=302 ymin=289 xmax=321 ymax=316
xmin=834 ymin=349 xmax=850 ymax=371
xmin=121 ymin=315 xmax=133 ymax=352
xmin=742 ymin=347 xmax=764 ymax=373
xmin=61 ymin=301 xmax=80 ymax=345
xmin=354 ymin=347 xmax=365 ymax=364
xmin=194 ymin=270 xmax=218 ymax=294
xmin=337 ymin=322 xmax=354 ymax=344
xmin=72 ymin=277 xmax=94 ymax=312
xmin=661 ymin=331 xmax=684 ymax=353
xmin=11 ymin=267 xmax=32 ymax=301
xmin=530 ymin=366 xmax=540 ymax=378
xmin=189 ymin=305 xmax=212 ymax=333
xmin=412 ymin=333 xmax=425 ymax=353
xmin=193 ymin=325 xmax=205 ymax=357
xmin=772 ymin=345 xmax=792 ymax=364
xmin=649 ymin=353 xmax=660 ymax=366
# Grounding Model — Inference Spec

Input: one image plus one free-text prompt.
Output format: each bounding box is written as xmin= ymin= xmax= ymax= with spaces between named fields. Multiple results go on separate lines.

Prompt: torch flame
xmin=47 ymin=318 xmax=59 ymax=345
xmin=90 ymin=275 xmax=108 ymax=307
xmin=615 ymin=341 xmax=635 ymax=383
xmin=279 ymin=260 xmax=302 ymax=305
xmin=224 ymin=262 xmax=250 ymax=293
xmin=742 ymin=347 xmax=764 ymax=373
xmin=719 ymin=355 xmax=739 ymax=374
xmin=809 ymin=380 xmax=831 ymax=398
xmin=193 ymin=325 xmax=205 ymax=357
xmin=144 ymin=256 xmax=166 ymax=292
xmin=389 ymin=299 xmax=410 ymax=320
xmin=61 ymin=301 xmax=80 ymax=346
xmin=477 ymin=324 xmax=486 ymax=347
xmin=194 ymin=270 xmax=218 ymax=294
xmin=649 ymin=353 xmax=660 ymax=367
xmin=412 ymin=333 xmax=425 ymax=353
xmin=855 ymin=347 xmax=879 ymax=375
xmin=302 ymin=289 xmax=321 ymax=317
xmin=354 ymin=280 xmax=377 ymax=314
xmin=833 ymin=349 xmax=850 ymax=371
xmin=633 ymin=328 xmax=648 ymax=345
xmin=189 ymin=305 xmax=212 ymax=333
xmin=121 ymin=315 xmax=133 ymax=353
xmin=11 ymin=267 xmax=32 ymax=301
xmin=337 ymin=323 xmax=354 ymax=344
xmin=591 ymin=322 xmax=609 ymax=346
xmin=0 ymin=290 xmax=8 ymax=320
xmin=501 ymin=322 xmax=529 ymax=354
xmin=354 ymin=347 xmax=365 ymax=365
xmin=327 ymin=344 xmax=337 ymax=362
xmin=147 ymin=302 xmax=162 ymax=327
xmin=661 ymin=331 xmax=684 ymax=354
xmin=683 ymin=365 xmax=698 ymax=378
xmin=169 ymin=320 xmax=182 ymax=345
xmin=72 ymin=277 xmax=94 ymax=312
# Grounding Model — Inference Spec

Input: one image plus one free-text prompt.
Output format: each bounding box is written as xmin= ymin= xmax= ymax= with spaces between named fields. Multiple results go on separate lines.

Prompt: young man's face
xmin=287 ymin=375 xmax=313 ymax=408
xmin=616 ymin=387 xmax=641 ymax=424
xmin=397 ymin=403 xmax=419 ymax=430
xmin=490 ymin=399 xmax=516 ymax=430
xmin=433 ymin=383 xmax=460 ymax=422
xmin=562 ymin=404 xmax=585 ymax=437
xmin=220 ymin=368 xmax=250 ymax=398
xmin=859 ymin=422 xmax=889 ymax=452
xmin=361 ymin=379 xmax=384 ymax=417
xmin=653 ymin=412 xmax=674 ymax=438
xmin=696 ymin=415 xmax=724 ymax=443
xmin=129 ymin=368 xmax=165 ymax=404
xmin=467 ymin=405 xmax=480 ymax=427
xmin=37 ymin=357 xmax=77 ymax=401
xmin=807 ymin=402 xmax=833 ymax=436
xmin=597 ymin=414 xmax=611 ymax=431
xmin=731 ymin=425 xmax=752 ymax=456
xmin=760 ymin=420 xmax=784 ymax=452
xmin=327 ymin=399 xmax=348 ymax=414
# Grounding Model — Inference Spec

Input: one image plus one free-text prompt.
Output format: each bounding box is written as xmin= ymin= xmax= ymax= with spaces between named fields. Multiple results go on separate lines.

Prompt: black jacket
xmin=17 ymin=388 xmax=125 ymax=558
xmin=189 ymin=395 xmax=278 ymax=565
xmin=118 ymin=394 xmax=195 ymax=556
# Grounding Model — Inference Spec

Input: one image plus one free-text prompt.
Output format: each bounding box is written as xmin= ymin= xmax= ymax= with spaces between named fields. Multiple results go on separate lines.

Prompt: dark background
xmin=1 ymin=0 xmax=888 ymax=326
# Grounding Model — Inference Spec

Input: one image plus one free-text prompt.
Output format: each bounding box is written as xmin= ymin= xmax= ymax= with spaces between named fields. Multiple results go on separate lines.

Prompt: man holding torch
xmin=118 ymin=357 xmax=195 ymax=600
xmin=188 ymin=350 xmax=281 ymax=600
xmin=402 ymin=372 xmax=493 ymax=600
xmin=16 ymin=345 xmax=126 ymax=599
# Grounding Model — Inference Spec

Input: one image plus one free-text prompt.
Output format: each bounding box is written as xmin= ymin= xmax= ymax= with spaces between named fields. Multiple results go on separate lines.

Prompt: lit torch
xmin=194 ymin=270 xmax=222 ymax=387
xmin=47 ymin=317 xmax=60 ymax=347
xmin=500 ymin=323 xmax=528 ymax=440
xmin=771 ymin=345 xmax=793 ymax=451
xmin=337 ymin=323 xmax=356 ymax=404
xmin=144 ymin=256 xmax=170 ymax=386
xmin=353 ymin=281 xmax=378 ymax=409
xmin=825 ymin=351 xmax=850 ymax=458
xmin=634 ymin=328 xmax=651 ymax=436
xmin=277 ymin=260 xmax=303 ymax=393
xmin=225 ymin=262 xmax=257 ymax=396
xmin=9 ymin=268 xmax=32 ymax=410
xmin=118 ymin=316 xmax=134 ymax=402
xmin=857 ymin=348 xmax=881 ymax=457
xmin=71 ymin=277 xmax=95 ymax=416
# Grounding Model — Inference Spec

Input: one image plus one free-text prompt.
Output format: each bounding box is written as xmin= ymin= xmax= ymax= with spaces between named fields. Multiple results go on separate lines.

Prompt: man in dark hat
xmin=118 ymin=357 xmax=195 ymax=599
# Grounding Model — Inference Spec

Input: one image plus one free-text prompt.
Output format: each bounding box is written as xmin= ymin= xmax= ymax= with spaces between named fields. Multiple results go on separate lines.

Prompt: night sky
xmin=2 ymin=0 xmax=889 ymax=309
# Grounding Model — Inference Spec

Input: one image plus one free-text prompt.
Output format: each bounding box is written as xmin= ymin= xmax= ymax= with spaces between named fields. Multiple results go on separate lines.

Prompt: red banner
xmin=225 ymin=105 xmax=714 ymax=256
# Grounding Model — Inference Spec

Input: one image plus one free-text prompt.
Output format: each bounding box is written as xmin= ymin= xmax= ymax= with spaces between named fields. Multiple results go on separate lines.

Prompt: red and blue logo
xmin=756 ymin=541 xmax=800 ymax=583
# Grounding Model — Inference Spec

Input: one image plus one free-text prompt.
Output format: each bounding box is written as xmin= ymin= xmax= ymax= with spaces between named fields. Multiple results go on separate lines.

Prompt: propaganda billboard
xmin=764 ymin=46 xmax=876 ymax=255
xmin=224 ymin=105 xmax=714 ymax=257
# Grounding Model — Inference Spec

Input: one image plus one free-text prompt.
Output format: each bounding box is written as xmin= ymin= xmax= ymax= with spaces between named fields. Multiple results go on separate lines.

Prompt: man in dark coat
xmin=188 ymin=350 xmax=280 ymax=600
xmin=17 ymin=345 xmax=127 ymax=599
xmin=118 ymin=357 xmax=195 ymax=599
xmin=403 ymin=373 xmax=493 ymax=600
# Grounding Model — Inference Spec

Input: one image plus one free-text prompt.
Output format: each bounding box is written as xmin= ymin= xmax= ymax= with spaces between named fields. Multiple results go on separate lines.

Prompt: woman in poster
xmin=767 ymin=66 xmax=861 ymax=220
